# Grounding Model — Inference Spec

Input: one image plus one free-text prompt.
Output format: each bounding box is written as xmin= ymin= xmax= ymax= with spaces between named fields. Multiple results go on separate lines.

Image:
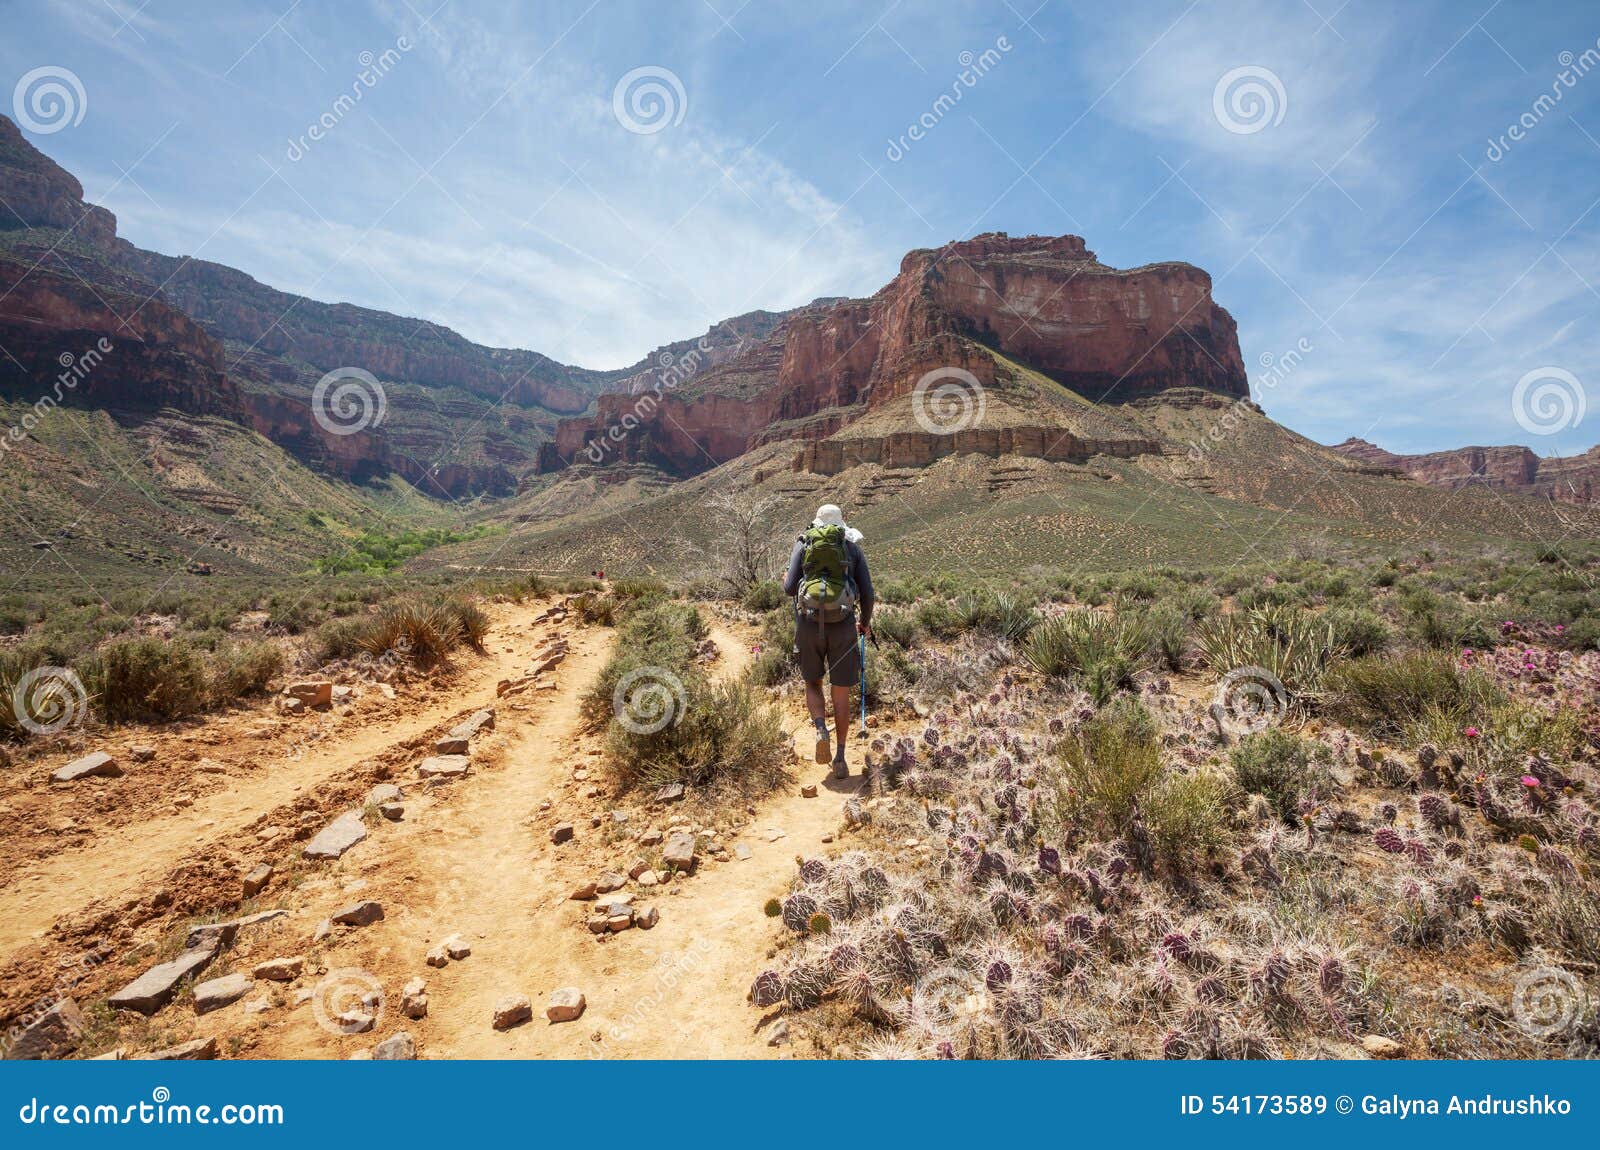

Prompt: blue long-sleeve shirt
xmin=782 ymin=536 xmax=874 ymax=625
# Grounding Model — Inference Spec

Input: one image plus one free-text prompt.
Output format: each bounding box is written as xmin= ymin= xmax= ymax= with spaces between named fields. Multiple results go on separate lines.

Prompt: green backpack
xmin=798 ymin=524 xmax=857 ymax=615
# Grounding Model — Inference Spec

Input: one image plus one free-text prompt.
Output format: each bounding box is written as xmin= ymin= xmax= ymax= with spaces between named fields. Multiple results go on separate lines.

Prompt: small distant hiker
xmin=782 ymin=503 xmax=875 ymax=778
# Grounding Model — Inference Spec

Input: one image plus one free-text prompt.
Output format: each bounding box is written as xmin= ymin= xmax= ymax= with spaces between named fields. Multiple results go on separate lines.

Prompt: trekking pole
xmin=858 ymin=632 xmax=868 ymax=736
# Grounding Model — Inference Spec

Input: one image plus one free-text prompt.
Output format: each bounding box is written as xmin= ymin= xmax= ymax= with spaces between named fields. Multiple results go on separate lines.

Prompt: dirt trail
xmin=0 ymin=602 xmax=552 ymax=958
xmin=4 ymin=600 xmax=869 ymax=1059
xmin=243 ymin=612 xmax=861 ymax=1059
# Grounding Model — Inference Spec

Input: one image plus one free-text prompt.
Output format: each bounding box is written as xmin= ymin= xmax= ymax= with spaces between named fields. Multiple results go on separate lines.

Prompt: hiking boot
xmin=832 ymin=754 xmax=849 ymax=780
xmin=813 ymin=728 xmax=831 ymax=764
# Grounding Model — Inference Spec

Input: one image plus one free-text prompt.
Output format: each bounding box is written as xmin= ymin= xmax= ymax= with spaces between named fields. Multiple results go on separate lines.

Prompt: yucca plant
xmin=1023 ymin=610 xmax=1151 ymax=703
xmin=1194 ymin=606 xmax=1341 ymax=701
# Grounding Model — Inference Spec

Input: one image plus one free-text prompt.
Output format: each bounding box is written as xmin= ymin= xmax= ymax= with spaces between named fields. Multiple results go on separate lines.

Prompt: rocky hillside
xmin=1332 ymin=438 xmax=1599 ymax=506
xmin=538 ymin=233 xmax=1247 ymax=477
xmin=3 ymin=116 xmax=642 ymax=498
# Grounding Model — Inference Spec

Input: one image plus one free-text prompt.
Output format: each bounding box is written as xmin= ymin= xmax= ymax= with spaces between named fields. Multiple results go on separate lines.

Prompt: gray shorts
xmin=795 ymin=612 xmax=860 ymax=687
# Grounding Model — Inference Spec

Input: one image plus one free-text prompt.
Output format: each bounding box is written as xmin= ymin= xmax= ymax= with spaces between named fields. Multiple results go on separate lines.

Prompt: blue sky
xmin=6 ymin=0 xmax=1599 ymax=455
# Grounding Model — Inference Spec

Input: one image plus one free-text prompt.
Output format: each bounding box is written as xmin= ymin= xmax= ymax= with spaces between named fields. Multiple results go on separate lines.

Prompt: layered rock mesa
xmin=1 ymin=115 xmax=629 ymax=496
xmin=1332 ymin=438 xmax=1600 ymax=506
xmin=537 ymin=233 xmax=1248 ymax=477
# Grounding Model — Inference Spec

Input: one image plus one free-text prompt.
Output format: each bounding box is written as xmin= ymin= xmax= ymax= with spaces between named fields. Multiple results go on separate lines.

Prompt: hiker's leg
xmin=804 ymin=679 xmax=826 ymax=722
xmin=830 ymin=685 xmax=851 ymax=757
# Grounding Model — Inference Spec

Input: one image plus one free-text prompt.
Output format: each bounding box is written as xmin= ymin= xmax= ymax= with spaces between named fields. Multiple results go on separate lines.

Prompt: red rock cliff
xmin=538 ymin=233 xmax=1247 ymax=476
xmin=1332 ymin=438 xmax=1599 ymax=505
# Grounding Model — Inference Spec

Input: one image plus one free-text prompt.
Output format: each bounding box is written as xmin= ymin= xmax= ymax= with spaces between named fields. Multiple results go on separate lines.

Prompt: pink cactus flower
xmin=1464 ymin=727 xmax=1480 ymax=739
xmin=1520 ymin=775 xmax=1540 ymax=788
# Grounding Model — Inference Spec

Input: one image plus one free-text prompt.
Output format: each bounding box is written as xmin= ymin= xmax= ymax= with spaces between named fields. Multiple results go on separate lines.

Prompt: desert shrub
xmin=1024 ymin=610 xmax=1151 ymax=704
xmin=1323 ymin=605 xmax=1391 ymax=657
xmin=583 ymin=602 xmax=705 ymax=730
xmin=596 ymin=601 xmax=787 ymax=795
xmin=314 ymin=616 xmax=372 ymax=662
xmin=1195 ymin=606 xmax=1341 ymax=700
xmin=1229 ymin=729 xmax=1333 ymax=823
xmin=358 ymin=600 xmax=463 ymax=667
xmin=605 ymin=677 xmax=787 ymax=793
xmin=572 ymin=591 xmax=617 ymax=626
xmin=1555 ymin=616 xmax=1600 ymax=652
xmin=749 ymin=607 xmax=797 ymax=687
xmin=1400 ymin=589 xmax=1496 ymax=650
xmin=93 ymin=636 xmax=207 ymax=722
xmin=1323 ymin=652 xmax=1502 ymax=735
xmin=207 ymin=641 xmax=283 ymax=704
xmin=869 ymin=607 xmax=921 ymax=649
xmin=1144 ymin=771 xmax=1234 ymax=868
xmin=1049 ymin=697 xmax=1163 ymax=835
xmin=440 ymin=599 xmax=490 ymax=652
xmin=1142 ymin=604 xmax=1190 ymax=672
xmin=742 ymin=580 xmax=785 ymax=612
xmin=912 ymin=598 xmax=961 ymax=640
xmin=1116 ymin=572 xmax=1164 ymax=602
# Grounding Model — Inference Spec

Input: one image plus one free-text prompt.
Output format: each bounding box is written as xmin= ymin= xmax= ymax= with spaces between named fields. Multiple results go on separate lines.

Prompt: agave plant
xmin=1195 ymin=605 xmax=1342 ymax=701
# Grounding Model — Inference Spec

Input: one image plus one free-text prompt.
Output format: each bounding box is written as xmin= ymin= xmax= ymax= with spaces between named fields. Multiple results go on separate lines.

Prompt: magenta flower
xmin=1520 ymin=775 xmax=1540 ymax=788
xmin=1464 ymin=727 xmax=1480 ymax=739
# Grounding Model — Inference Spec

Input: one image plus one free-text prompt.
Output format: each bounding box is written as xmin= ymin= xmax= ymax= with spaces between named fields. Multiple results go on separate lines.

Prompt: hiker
xmin=782 ymin=503 xmax=875 ymax=778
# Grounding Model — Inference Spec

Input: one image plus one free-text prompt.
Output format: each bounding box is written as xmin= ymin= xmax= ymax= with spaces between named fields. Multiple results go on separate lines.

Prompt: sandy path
xmin=0 ymin=601 xmax=553 ymax=958
xmin=249 ymin=612 xmax=862 ymax=1059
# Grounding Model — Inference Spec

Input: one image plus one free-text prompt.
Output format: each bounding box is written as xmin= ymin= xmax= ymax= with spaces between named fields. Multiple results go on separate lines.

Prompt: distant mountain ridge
xmin=0 ymin=115 xmax=780 ymax=496
xmin=1332 ymin=437 xmax=1599 ymax=506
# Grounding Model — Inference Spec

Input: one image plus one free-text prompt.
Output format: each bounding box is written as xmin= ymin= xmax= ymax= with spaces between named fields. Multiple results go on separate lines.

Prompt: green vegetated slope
xmin=0 ymin=399 xmax=458 ymax=586
xmin=425 ymin=393 xmax=1587 ymax=582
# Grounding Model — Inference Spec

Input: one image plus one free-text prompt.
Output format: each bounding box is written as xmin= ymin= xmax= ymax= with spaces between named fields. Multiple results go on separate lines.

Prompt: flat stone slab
xmin=331 ymin=900 xmax=384 ymax=927
xmin=252 ymin=956 xmax=303 ymax=982
xmin=449 ymin=709 xmax=495 ymax=740
xmin=184 ymin=909 xmax=287 ymax=950
xmin=109 ymin=941 xmax=219 ymax=1015
xmin=303 ymin=811 xmax=368 ymax=860
xmin=193 ymin=972 xmax=254 ymax=1014
xmin=142 ymin=1037 xmax=218 ymax=1060
xmin=51 ymin=752 xmax=122 ymax=784
xmin=285 ymin=680 xmax=333 ymax=708
xmin=8 ymin=998 xmax=85 ymax=1059
xmin=433 ymin=735 xmax=470 ymax=755
xmin=546 ymin=988 xmax=585 ymax=1023
xmin=417 ymin=755 xmax=471 ymax=780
